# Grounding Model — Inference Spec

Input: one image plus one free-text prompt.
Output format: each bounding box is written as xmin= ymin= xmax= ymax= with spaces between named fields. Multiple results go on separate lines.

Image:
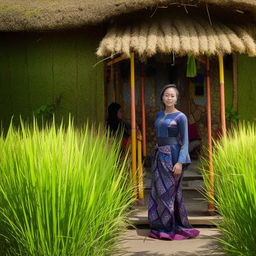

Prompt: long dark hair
xmin=106 ymin=102 xmax=121 ymax=134
xmin=106 ymin=102 xmax=130 ymax=139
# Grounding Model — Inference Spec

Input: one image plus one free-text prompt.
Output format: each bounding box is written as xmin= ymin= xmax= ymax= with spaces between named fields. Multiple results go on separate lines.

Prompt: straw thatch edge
xmin=97 ymin=15 xmax=256 ymax=57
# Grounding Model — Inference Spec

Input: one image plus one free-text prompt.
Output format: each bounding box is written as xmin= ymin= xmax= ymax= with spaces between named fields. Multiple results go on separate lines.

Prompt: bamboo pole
xmin=206 ymin=57 xmax=215 ymax=214
xmin=218 ymin=55 xmax=227 ymax=136
xmin=130 ymin=52 xmax=137 ymax=198
xmin=137 ymin=133 xmax=144 ymax=201
xmin=140 ymin=62 xmax=147 ymax=157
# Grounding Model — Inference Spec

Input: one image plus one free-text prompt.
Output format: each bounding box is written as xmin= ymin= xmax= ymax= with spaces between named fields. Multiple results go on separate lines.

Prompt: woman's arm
xmin=177 ymin=114 xmax=190 ymax=164
xmin=173 ymin=114 xmax=191 ymax=177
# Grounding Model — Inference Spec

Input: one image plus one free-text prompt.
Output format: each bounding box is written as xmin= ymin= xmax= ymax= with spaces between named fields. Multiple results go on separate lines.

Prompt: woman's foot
xmin=148 ymin=232 xmax=187 ymax=240
xmin=176 ymin=228 xmax=200 ymax=238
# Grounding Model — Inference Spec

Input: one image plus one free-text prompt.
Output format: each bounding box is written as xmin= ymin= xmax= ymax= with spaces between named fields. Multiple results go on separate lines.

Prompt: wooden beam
xmin=106 ymin=55 xmax=129 ymax=66
xmin=140 ymin=62 xmax=147 ymax=157
xmin=206 ymin=57 xmax=215 ymax=214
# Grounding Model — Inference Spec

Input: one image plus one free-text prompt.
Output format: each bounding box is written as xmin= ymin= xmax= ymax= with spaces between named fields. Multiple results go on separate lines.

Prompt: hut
xmin=94 ymin=1 xmax=256 ymax=206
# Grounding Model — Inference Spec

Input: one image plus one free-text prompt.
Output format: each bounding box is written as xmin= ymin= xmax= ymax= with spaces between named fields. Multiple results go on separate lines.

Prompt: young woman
xmin=148 ymin=84 xmax=200 ymax=240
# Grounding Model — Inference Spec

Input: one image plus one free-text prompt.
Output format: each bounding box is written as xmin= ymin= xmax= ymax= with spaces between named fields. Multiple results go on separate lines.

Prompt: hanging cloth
xmin=186 ymin=54 xmax=197 ymax=78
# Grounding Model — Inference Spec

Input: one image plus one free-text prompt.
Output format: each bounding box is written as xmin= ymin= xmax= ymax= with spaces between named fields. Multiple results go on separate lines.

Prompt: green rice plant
xmin=0 ymin=118 xmax=133 ymax=256
xmin=202 ymin=122 xmax=256 ymax=256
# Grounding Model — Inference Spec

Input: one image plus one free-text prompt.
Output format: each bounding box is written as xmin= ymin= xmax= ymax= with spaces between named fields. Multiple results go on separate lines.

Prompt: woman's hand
xmin=172 ymin=162 xmax=183 ymax=177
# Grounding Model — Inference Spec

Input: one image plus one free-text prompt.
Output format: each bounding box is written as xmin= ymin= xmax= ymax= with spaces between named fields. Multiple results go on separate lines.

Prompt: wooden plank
xmin=106 ymin=55 xmax=129 ymax=66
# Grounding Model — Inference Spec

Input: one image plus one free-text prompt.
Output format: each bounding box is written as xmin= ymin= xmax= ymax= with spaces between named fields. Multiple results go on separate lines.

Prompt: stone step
xmin=144 ymin=181 xmax=205 ymax=191
xmin=129 ymin=200 xmax=220 ymax=226
xmin=182 ymin=187 xmax=204 ymax=197
xmin=129 ymin=214 xmax=221 ymax=226
xmin=183 ymin=175 xmax=203 ymax=180
xmin=143 ymin=159 xmax=205 ymax=191
xmin=144 ymin=176 xmax=204 ymax=189
xmin=144 ymin=186 xmax=204 ymax=192
xmin=129 ymin=194 xmax=220 ymax=225
xmin=131 ymin=188 xmax=218 ymax=226
xmin=144 ymin=187 xmax=205 ymax=202
xmin=182 ymin=181 xmax=205 ymax=190
xmin=143 ymin=188 xmax=207 ymax=204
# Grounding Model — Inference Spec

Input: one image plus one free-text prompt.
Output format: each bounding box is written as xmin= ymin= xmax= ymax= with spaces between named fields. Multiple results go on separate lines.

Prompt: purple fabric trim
xmin=177 ymin=228 xmax=200 ymax=238
xmin=148 ymin=228 xmax=200 ymax=240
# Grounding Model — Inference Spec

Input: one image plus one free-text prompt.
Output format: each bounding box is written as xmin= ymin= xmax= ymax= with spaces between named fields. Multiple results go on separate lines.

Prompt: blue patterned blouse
xmin=154 ymin=111 xmax=191 ymax=166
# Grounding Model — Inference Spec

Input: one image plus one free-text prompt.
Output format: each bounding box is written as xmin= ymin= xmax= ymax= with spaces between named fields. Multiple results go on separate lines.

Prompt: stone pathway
xmin=117 ymin=228 xmax=225 ymax=256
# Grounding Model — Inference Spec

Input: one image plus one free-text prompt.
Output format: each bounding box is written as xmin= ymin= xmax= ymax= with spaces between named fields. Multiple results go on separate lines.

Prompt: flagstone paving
xmin=117 ymin=228 xmax=224 ymax=256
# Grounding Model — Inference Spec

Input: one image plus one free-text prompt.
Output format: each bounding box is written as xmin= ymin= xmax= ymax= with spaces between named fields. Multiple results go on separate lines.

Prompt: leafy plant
xmin=34 ymin=103 xmax=55 ymax=119
xmin=202 ymin=123 xmax=256 ymax=256
xmin=34 ymin=96 xmax=61 ymax=121
xmin=226 ymin=107 xmax=240 ymax=124
xmin=0 ymin=118 xmax=133 ymax=255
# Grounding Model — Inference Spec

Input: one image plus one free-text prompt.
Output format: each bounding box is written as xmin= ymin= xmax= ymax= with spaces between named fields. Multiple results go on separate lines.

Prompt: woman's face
xmin=162 ymin=88 xmax=177 ymax=108
xmin=117 ymin=108 xmax=123 ymax=120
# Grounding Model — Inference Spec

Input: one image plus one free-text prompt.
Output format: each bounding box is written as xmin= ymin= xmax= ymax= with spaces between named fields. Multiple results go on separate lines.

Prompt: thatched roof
xmin=97 ymin=14 xmax=256 ymax=57
xmin=0 ymin=0 xmax=255 ymax=31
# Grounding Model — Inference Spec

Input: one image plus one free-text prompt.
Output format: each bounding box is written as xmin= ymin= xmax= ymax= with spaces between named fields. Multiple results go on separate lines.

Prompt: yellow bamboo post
xmin=140 ymin=62 xmax=147 ymax=157
xmin=218 ymin=55 xmax=227 ymax=136
xmin=137 ymin=133 xmax=144 ymax=202
xmin=130 ymin=52 xmax=137 ymax=198
xmin=206 ymin=57 xmax=215 ymax=214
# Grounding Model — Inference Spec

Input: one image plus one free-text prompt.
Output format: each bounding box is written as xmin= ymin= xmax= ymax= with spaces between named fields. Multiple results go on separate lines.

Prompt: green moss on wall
xmin=237 ymin=55 xmax=256 ymax=121
xmin=0 ymin=30 xmax=104 ymax=130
